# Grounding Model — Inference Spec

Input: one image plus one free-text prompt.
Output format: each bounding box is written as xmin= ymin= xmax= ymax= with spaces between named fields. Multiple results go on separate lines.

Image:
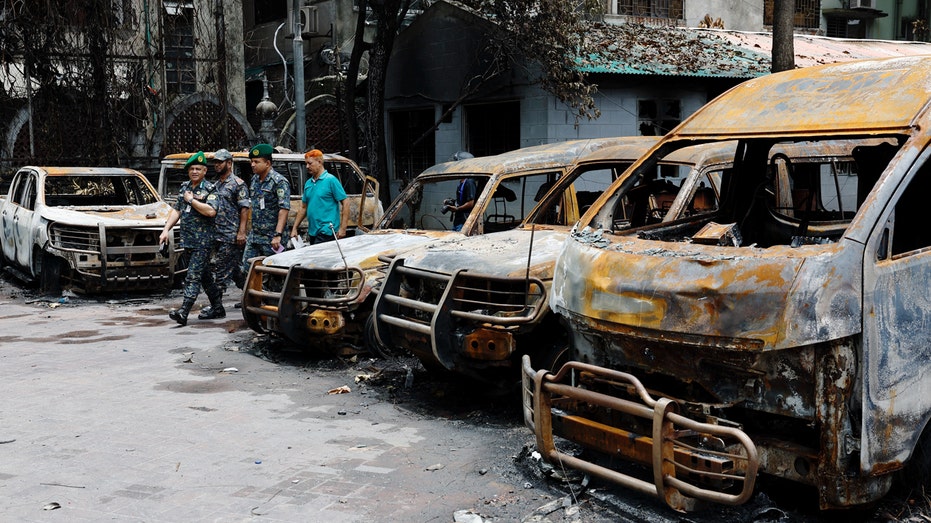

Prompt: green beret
xmin=249 ymin=143 xmax=274 ymax=159
xmin=185 ymin=151 xmax=207 ymax=168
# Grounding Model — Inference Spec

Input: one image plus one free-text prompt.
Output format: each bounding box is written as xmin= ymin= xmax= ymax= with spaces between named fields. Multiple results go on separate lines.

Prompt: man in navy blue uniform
xmin=159 ymin=151 xmax=221 ymax=326
xmin=241 ymin=143 xmax=290 ymax=276
xmin=202 ymin=148 xmax=250 ymax=312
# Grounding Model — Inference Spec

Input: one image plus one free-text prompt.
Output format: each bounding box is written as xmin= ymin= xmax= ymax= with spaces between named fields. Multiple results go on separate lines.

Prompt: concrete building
xmin=3 ymin=0 xmax=930 ymax=181
xmin=382 ymin=0 xmax=931 ymax=200
xmin=0 ymin=0 xmax=249 ymax=171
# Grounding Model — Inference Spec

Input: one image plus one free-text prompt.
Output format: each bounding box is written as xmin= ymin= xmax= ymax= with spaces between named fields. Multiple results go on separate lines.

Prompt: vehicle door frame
xmin=861 ymin=141 xmax=931 ymax=474
xmin=11 ymin=169 xmax=39 ymax=269
xmin=0 ymin=170 xmax=27 ymax=262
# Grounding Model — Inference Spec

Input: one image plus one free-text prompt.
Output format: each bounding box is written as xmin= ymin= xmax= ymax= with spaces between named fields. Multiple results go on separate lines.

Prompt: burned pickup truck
xmin=524 ymin=56 xmax=931 ymax=511
xmin=241 ymin=138 xmax=647 ymax=354
xmin=0 ymin=166 xmax=181 ymax=292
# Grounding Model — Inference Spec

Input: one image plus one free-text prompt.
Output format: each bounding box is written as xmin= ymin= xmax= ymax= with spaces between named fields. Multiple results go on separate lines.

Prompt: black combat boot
xmin=198 ymin=288 xmax=226 ymax=320
xmin=168 ymin=297 xmax=196 ymax=326
xmin=233 ymin=268 xmax=245 ymax=290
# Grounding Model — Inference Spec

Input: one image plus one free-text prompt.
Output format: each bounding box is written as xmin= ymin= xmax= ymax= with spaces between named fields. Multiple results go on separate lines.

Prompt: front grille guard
xmin=49 ymin=223 xmax=163 ymax=261
xmin=521 ymin=355 xmax=759 ymax=512
xmin=377 ymin=262 xmax=450 ymax=339
xmin=378 ymin=266 xmax=546 ymax=336
xmin=242 ymin=258 xmax=287 ymax=333
xmin=47 ymin=223 xmax=173 ymax=288
xmin=281 ymin=265 xmax=364 ymax=306
xmin=448 ymin=271 xmax=546 ymax=327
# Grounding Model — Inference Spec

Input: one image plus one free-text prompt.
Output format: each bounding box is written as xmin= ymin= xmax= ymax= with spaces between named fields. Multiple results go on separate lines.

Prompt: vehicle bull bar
xmin=520 ymin=355 xmax=759 ymax=512
xmin=242 ymin=258 xmax=287 ymax=333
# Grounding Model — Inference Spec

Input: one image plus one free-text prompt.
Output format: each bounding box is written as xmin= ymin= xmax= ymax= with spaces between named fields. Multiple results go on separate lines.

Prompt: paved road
xmin=2 ymin=277 xmax=908 ymax=523
xmin=0 ymin=280 xmax=623 ymax=523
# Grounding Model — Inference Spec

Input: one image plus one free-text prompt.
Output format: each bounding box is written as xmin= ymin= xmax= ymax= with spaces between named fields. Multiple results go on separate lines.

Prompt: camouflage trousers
xmin=240 ymin=238 xmax=276 ymax=277
xmin=183 ymin=244 xmax=220 ymax=301
xmin=210 ymin=240 xmax=245 ymax=291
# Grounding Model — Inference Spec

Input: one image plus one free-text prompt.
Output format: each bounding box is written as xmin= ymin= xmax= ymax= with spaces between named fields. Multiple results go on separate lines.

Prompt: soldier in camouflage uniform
xmin=200 ymin=149 xmax=250 ymax=321
xmin=240 ymin=143 xmax=290 ymax=277
xmin=159 ymin=151 xmax=221 ymax=326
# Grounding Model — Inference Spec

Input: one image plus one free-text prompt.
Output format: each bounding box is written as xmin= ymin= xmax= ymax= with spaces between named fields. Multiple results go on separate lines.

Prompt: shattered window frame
xmin=591 ymin=135 xmax=906 ymax=248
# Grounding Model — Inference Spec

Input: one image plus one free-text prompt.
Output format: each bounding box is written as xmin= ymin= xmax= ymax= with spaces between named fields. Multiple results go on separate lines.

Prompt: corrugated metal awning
xmin=579 ymin=24 xmax=770 ymax=78
xmin=579 ymin=24 xmax=931 ymax=78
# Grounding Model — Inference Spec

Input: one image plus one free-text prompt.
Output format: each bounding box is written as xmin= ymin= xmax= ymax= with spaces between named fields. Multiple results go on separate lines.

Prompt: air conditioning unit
xmin=300 ymin=6 xmax=319 ymax=35
xmin=850 ymin=0 xmax=873 ymax=9
xmin=287 ymin=5 xmax=320 ymax=37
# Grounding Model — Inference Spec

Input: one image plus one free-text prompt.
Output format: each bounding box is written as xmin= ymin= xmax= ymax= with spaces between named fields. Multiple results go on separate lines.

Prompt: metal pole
xmin=25 ymin=60 xmax=34 ymax=157
xmin=292 ymin=0 xmax=306 ymax=152
xmin=216 ymin=0 xmax=229 ymax=146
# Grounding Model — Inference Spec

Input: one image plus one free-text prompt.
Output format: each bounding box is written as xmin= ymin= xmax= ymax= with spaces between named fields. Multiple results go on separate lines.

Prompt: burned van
xmin=523 ymin=56 xmax=931 ymax=511
xmin=241 ymin=138 xmax=645 ymax=354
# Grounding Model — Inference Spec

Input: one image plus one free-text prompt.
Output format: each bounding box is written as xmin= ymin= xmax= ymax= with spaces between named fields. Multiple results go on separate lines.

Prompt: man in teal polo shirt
xmin=290 ymin=149 xmax=349 ymax=245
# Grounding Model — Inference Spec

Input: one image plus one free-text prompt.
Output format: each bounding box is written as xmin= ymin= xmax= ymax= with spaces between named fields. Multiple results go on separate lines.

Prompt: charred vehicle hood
xmin=399 ymin=228 xmax=570 ymax=280
xmin=552 ymin=231 xmax=863 ymax=350
xmin=40 ymin=202 xmax=173 ymax=226
xmin=261 ymin=230 xmax=458 ymax=271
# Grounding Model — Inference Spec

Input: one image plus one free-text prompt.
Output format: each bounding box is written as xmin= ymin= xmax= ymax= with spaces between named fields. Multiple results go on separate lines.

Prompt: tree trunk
xmin=216 ymin=0 xmax=229 ymax=147
xmin=342 ymin=0 xmax=371 ymax=164
xmin=364 ymin=35 xmax=391 ymax=205
xmin=772 ymin=0 xmax=795 ymax=73
xmin=363 ymin=0 xmax=409 ymax=206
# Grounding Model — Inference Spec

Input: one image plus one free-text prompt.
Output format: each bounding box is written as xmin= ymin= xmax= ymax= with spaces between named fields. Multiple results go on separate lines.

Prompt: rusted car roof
xmin=161 ymin=151 xmax=355 ymax=163
xmin=39 ymin=167 xmax=147 ymax=176
xmin=414 ymin=137 xmax=655 ymax=177
xmin=674 ymin=56 xmax=931 ymax=137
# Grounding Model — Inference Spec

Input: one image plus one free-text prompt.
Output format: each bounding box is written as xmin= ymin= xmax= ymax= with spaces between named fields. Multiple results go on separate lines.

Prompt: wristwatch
xmin=273 ymin=231 xmax=283 ymax=237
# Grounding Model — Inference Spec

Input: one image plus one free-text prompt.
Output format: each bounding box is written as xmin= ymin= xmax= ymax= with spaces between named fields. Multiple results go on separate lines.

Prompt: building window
xmin=164 ymin=2 xmax=196 ymax=95
xmin=391 ymin=109 xmax=436 ymax=181
xmin=465 ymin=101 xmax=520 ymax=158
xmin=826 ymin=17 xmax=866 ymax=38
xmin=609 ymin=0 xmax=683 ymax=20
xmin=638 ymin=99 xmax=680 ymax=137
xmin=764 ymin=0 xmax=821 ymax=29
xmin=255 ymin=0 xmax=287 ymax=25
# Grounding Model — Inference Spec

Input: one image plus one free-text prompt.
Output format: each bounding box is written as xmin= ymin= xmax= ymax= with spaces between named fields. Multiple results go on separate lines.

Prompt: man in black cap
xmin=241 ymin=143 xmax=290 ymax=278
xmin=159 ymin=151 xmax=221 ymax=326
xmin=200 ymin=149 xmax=249 ymax=316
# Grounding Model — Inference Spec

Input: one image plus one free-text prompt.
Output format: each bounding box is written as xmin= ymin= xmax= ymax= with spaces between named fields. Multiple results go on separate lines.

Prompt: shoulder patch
xmin=206 ymin=194 xmax=218 ymax=201
xmin=276 ymin=188 xmax=285 ymax=198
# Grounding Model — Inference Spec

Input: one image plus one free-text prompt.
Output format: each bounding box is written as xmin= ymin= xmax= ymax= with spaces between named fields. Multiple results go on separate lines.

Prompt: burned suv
xmin=241 ymin=139 xmax=641 ymax=354
xmin=372 ymin=137 xmax=666 ymax=383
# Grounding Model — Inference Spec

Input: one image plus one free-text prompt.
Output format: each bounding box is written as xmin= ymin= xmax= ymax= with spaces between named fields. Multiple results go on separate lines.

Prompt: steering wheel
xmin=418 ymin=214 xmax=449 ymax=230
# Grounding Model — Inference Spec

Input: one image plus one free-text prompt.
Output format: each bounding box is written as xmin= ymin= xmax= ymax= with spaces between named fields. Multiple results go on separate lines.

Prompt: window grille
xmin=610 ymin=0 xmax=683 ymax=19
xmin=763 ymin=0 xmax=821 ymax=29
